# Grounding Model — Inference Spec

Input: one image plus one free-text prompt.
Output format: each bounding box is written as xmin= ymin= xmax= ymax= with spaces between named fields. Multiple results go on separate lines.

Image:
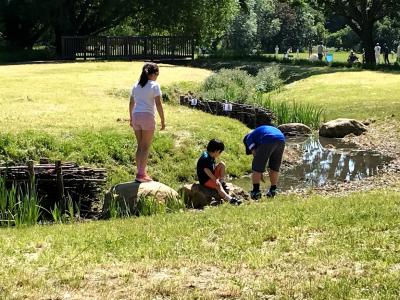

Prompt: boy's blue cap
xmin=243 ymin=134 xmax=251 ymax=155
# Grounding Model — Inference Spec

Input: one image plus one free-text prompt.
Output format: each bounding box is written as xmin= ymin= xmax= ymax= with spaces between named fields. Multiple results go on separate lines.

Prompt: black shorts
xmin=252 ymin=141 xmax=285 ymax=173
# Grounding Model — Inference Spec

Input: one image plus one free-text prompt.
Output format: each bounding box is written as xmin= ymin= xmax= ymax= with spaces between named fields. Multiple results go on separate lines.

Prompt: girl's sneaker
xmin=135 ymin=174 xmax=153 ymax=183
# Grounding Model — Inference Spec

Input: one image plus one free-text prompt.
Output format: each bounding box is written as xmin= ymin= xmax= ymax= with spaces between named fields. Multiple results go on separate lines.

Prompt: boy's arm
xmin=204 ymin=168 xmax=218 ymax=182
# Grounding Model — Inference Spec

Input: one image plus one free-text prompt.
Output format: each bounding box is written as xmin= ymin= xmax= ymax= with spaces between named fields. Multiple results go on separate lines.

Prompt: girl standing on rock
xmin=129 ymin=62 xmax=165 ymax=182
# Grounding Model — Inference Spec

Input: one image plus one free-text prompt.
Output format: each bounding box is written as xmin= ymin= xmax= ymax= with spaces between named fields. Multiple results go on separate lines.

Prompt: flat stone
xmin=278 ymin=123 xmax=312 ymax=136
xmin=103 ymin=181 xmax=178 ymax=216
xmin=319 ymin=118 xmax=367 ymax=138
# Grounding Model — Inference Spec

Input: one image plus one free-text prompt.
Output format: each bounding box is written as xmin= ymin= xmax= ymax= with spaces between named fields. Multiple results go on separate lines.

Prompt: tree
xmin=311 ymin=0 xmax=400 ymax=64
xmin=0 ymin=0 xmax=52 ymax=49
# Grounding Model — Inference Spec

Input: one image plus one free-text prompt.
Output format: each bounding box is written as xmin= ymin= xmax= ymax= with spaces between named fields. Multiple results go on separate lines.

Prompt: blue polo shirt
xmin=244 ymin=125 xmax=285 ymax=152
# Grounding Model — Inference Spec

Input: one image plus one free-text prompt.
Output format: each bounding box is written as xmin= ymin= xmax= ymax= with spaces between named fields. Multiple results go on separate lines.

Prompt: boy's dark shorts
xmin=252 ymin=141 xmax=285 ymax=173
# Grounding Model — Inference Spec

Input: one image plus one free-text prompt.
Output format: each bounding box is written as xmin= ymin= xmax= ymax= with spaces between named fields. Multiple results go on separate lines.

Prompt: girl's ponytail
xmin=138 ymin=62 xmax=159 ymax=87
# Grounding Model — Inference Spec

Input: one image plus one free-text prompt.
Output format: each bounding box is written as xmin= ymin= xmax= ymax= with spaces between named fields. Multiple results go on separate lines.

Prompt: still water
xmin=232 ymin=136 xmax=393 ymax=192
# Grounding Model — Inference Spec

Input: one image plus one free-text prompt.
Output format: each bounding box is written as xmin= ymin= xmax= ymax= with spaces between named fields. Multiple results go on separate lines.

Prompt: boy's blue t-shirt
xmin=244 ymin=125 xmax=285 ymax=152
xmin=196 ymin=151 xmax=215 ymax=185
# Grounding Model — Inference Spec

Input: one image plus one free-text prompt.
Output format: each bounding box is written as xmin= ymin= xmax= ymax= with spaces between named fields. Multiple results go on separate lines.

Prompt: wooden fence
xmin=180 ymin=95 xmax=275 ymax=129
xmin=61 ymin=36 xmax=195 ymax=61
xmin=0 ymin=159 xmax=107 ymax=217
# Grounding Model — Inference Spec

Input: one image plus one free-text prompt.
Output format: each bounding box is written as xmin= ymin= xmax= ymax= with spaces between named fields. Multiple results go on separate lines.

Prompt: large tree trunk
xmin=360 ymin=23 xmax=376 ymax=65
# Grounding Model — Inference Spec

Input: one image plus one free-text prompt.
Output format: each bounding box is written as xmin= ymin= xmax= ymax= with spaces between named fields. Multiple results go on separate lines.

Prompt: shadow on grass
xmin=170 ymin=57 xmax=400 ymax=84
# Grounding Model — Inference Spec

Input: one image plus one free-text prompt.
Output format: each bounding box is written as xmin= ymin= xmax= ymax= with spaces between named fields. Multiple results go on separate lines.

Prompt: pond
xmin=231 ymin=136 xmax=394 ymax=192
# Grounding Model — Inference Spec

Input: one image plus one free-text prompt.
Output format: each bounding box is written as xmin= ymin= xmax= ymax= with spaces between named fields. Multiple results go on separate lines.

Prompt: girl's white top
xmin=131 ymin=80 xmax=162 ymax=116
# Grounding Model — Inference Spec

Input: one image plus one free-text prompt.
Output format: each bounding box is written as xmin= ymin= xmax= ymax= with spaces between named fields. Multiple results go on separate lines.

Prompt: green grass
xmin=0 ymin=61 xmax=252 ymax=188
xmin=270 ymin=70 xmax=400 ymax=121
xmin=1 ymin=59 xmax=400 ymax=298
xmin=0 ymin=190 xmax=399 ymax=298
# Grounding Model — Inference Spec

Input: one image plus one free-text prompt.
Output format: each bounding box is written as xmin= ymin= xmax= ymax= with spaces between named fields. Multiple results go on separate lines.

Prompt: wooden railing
xmin=61 ymin=36 xmax=195 ymax=61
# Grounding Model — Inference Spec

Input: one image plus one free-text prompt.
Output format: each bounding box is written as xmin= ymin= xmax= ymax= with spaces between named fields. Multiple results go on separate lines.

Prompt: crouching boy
xmin=196 ymin=139 xmax=241 ymax=205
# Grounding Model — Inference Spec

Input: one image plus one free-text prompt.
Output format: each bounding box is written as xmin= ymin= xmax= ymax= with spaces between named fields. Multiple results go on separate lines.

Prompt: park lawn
xmin=270 ymin=70 xmax=400 ymax=122
xmin=0 ymin=189 xmax=399 ymax=299
xmin=0 ymin=61 xmax=253 ymax=187
xmin=0 ymin=61 xmax=211 ymax=133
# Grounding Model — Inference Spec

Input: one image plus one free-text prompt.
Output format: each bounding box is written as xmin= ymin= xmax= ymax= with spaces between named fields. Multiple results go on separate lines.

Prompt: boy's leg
xmin=214 ymin=162 xmax=225 ymax=180
xmin=215 ymin=162 xmax=230 ymax=193
xmin=204 ymin=179 xmax=231 ymax=201
xmin=267 ymin=141 xmax=285 ymax=197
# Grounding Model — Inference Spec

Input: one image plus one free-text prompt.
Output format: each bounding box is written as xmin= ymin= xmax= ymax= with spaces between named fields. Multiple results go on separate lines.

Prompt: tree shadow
xmin=170 ymin=57 xmax=400 ymax=84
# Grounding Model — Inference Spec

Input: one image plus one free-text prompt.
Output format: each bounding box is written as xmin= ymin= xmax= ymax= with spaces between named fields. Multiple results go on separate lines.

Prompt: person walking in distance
xmin=129 ymin=62 xmax=165 ymax=182
xmin=374 ymin=43 xmax=381 ymax=64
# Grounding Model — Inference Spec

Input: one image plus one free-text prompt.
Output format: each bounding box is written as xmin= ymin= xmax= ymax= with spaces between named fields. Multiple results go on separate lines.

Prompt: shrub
xmin=255 ymin=65 xmax=283 ymax=93
xmin=200 ymin=69 xmax=255 ymax=103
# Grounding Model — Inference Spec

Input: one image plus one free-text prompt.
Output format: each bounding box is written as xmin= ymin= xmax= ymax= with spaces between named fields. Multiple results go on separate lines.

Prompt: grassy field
xmin=270 ymin=69 xmax=400 ymax=121
xmin=1 ymin=190 xmax=399 ymax=299
xmin=0 ymin=61 xmax=254 ymax=187
xmin=1 ymin=60 xmax=400 ymax=299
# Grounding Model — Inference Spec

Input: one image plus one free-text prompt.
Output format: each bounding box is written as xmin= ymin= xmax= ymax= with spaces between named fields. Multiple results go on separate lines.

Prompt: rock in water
xmin=278 ymin=123 xmax=312 ymax=136
xmin=319 ymin=118 xmax=367 ymax=138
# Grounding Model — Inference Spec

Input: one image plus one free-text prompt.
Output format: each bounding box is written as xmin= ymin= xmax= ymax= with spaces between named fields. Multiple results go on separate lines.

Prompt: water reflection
xmin=232 ymin=136 xmax=393 ymax=191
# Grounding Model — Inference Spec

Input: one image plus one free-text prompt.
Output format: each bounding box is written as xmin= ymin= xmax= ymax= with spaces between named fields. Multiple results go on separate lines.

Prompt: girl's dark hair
xmin=138 ymin=62 xmax=159 ymax=87
xmin=207 ymin=139 xmax=225 ymax=153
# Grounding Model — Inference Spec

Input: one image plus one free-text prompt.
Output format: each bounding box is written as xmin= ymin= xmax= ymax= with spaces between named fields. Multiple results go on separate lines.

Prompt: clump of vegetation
xmin=0 ymin=177 xmax=41 ymax=227
xmin=199 ymin=66 xmax=324 ymax=128
xmin=200 ymin=69 xmax=256 ymax=103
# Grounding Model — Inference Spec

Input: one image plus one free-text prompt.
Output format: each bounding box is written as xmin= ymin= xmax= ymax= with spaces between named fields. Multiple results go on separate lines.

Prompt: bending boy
xmin=196 ymin=139 xmax=241 ymax=205
xmin=243 ymin=124 xmax=285 ymax=199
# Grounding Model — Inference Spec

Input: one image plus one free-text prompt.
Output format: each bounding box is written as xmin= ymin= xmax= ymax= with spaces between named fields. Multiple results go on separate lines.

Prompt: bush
xmin=200 ymin=69 xmax=256 ymax=103
xmin=255 ymin=65 xmax=283 ymax=93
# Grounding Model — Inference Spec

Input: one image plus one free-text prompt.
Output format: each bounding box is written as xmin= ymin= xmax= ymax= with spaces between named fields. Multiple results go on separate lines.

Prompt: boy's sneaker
xmin=266 ymin=189 xmax=277 ymax=198
xmin=229 ymin=197 xmax=242 ymax=205
xmin=250 ymin=190 xmax=262 ymax=200
xmin=221 ymin=181 xmax=230 ymax=193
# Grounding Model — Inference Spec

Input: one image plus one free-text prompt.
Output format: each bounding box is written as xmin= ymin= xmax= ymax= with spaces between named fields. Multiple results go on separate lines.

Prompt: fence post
xmin=191 ymin=36 xmax=195 ymax=60
xmin=55 ymin=160 xmax=65 ymax=211
xmin=27 ymin=160 xmax=35 ymax=187
xmin=105 ymin=37 xmax=110 ymax=60
xmin=61 ymin=37 xmax=65 ymax=59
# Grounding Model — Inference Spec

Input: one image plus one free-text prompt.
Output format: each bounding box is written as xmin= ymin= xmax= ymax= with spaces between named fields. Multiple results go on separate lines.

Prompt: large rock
xmin=278 ymin=123 xmax=312 ymax=136
xmin=103 ymin=181 xmax=178 ymax=216
xmin=319 ymin=118 xmax=367 ymax=138
xmin=179 ymin=183 xmax=249 ymax=209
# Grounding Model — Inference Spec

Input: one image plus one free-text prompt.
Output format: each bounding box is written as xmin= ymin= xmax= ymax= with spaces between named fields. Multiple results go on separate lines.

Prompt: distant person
xmin=243 ymin=124 xmax=285 ymax=200
xmin=317 ymin=42 xmax=325 ymax=61
xmin=296 ymin=48 xmax=300 ymax=59
xmin=284 ymin=47 xmax=292 ymax=59
xmin=196 ymin=139 xmax=241 ymax=205
xmin=347 ymin=50 xmax=359 ymax=64
xmin=308 ymin=44 xmax=313 ymax=57
xmin=130 ymin=62 xmax=165 ymax=182
xmin=374 ymin=43 xmax=381 ymax=64
xmin=383 ymin=43 xmax=390 ymax=64
xmin=275 ymin=45 xmax=279 ymax=58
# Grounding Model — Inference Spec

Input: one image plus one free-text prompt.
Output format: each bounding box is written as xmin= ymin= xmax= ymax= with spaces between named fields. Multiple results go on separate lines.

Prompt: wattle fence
xmin=180 ymin=95 xmax=275 ymax=129
xmin=61 ymin=36 xmax=195 ymax=61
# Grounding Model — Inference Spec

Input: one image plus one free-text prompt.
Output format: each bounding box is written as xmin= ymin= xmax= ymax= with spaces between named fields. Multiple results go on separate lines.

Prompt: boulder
xmin=103 ymin=181 xmax=178 ymax=216
xmin=278 ymin=123 xmax=312 ymax=136
xmin=319 ymin=118 xmax=367 ymax=138
xmin=179 ymin=183 xmax=249 ymax=209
